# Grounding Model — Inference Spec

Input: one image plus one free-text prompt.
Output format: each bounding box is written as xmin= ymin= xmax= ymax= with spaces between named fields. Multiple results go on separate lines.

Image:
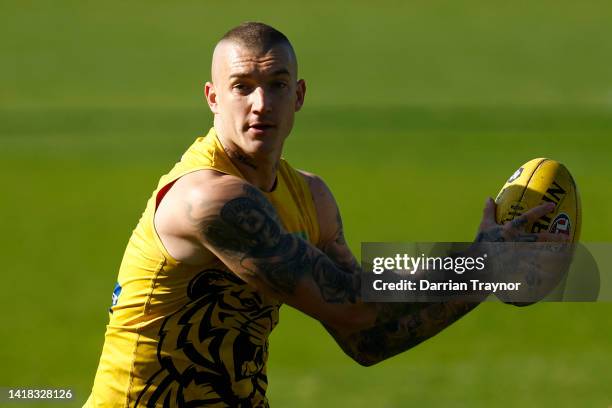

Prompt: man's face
xmin=205 ymin=41 xmax=305 ymax=158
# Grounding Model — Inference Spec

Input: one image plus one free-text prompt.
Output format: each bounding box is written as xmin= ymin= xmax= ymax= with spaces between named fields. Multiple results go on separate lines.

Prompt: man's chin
xmin=240 ymin=131 xmax=284 ymax=154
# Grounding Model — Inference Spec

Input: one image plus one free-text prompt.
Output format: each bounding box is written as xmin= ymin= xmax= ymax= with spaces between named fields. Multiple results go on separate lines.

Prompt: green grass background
xmin=1 ymin=1 xmax=611 ymax=406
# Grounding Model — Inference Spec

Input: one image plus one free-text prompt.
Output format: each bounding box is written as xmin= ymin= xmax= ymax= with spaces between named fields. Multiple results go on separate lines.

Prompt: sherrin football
xmin=493 ymin=158 xmax=581 ymax=306
xmin=495 ymin=158 xmax=581 ymax=242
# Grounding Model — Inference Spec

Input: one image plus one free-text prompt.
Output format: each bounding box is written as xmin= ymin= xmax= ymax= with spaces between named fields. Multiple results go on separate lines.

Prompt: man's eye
xmin=273 ymin=81 xmax=288 ymax=89
xmin=233 ymin=83 xmax=249 ymax=92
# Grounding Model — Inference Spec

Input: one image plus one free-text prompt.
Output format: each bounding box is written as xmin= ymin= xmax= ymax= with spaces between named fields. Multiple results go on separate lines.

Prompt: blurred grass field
xmin=1 ymin=1 xmax=611 ymax=407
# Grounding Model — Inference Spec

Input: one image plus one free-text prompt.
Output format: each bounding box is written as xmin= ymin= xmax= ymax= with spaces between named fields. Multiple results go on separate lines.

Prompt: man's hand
xmin=476 ymin=197 xmax=562 ymax=243
xmin=475 ymin=197 xmax=572 ymax=304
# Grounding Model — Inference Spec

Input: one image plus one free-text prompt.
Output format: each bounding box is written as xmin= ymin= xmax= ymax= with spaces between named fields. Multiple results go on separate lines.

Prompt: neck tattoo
xmin=224 ymin=146 xmax=258 ymax=170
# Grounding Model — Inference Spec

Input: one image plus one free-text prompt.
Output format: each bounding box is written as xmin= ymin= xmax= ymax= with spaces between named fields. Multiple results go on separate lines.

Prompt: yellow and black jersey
xmin=85 ymin=128 xmax=320 ymax=407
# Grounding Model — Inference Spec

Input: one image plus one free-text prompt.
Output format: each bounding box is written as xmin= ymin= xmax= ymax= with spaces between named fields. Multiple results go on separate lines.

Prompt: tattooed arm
xmin=303 ymin=174 xmax=563 ymax=365
xmin=302 ymin=173 xmax=483 ymax=365
xmin=157 ymin=169 xmax=557 ymax=365
xmin=170 ymin=170 xmax=371 ymax=331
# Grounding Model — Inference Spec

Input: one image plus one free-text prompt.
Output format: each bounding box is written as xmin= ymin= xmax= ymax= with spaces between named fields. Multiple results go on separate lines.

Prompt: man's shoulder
xmin=295 ymin=170 xmax=339 ymax=242
xmin=156 ymin=169 xmax=248 ymax=234
xmin=296 ymin=170 xmax=331 ymax=203
xmin=174 ymin=169 xmax=245 ymax=199
xmin=296 ymin=169 xmax=318 ymax=184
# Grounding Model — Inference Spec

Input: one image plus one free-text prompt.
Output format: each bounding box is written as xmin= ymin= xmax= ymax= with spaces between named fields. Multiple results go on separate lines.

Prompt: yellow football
xmin=495 ymin=158 xmax=581 ymax=242
xmin=493 ymin=158 xmax=581 ymax=306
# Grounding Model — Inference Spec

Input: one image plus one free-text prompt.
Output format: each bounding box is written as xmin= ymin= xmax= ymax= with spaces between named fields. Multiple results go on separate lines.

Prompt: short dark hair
xmin=219 ymin=22 xmax=294 ymax=56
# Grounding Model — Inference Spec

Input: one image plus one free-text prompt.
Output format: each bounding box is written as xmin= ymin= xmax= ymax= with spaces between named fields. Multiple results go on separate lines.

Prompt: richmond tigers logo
xmin=135 ymin=269 xmax=279 ymax=407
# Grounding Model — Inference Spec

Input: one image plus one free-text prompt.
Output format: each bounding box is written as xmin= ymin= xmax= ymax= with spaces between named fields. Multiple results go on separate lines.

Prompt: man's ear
xmin=295 ymin=79 xmax=306 ymax=112
xmin=204 ymin=82 xmax=218 ymax=114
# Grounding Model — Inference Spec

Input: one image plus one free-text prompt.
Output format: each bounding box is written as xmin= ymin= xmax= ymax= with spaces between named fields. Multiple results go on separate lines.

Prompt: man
xmin=85 ymin=22 xmax=557 ymax=407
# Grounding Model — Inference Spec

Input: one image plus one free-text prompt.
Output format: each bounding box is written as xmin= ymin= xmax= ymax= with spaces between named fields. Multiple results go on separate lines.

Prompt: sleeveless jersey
xmin=85 ymin=128 xmax=320 ymax=407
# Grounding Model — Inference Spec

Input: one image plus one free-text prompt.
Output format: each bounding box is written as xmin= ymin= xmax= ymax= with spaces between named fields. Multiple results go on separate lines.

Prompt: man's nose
xmin=250 ymin=87 xmax=271 ymax=114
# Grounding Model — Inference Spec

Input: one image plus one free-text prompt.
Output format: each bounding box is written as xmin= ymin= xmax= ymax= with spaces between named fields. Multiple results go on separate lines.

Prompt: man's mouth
xmin=248 ymin=123 xmax=275 ymax=132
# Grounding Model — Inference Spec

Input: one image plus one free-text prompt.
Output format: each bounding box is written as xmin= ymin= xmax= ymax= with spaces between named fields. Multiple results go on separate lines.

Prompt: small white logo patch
xmin=507 ymin=167 xmax=523 ymax=183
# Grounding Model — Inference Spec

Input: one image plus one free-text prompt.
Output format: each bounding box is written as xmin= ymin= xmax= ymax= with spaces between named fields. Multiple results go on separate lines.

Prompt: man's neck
xmin=218 ymin=136 xmax=280 ymax=192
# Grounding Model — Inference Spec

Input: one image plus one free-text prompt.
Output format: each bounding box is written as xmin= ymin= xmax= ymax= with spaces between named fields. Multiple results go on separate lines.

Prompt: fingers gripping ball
xmin=493 ymin=158 xmax=581 ymax=305
xmin=495 ymin=158 xmax=581 ymax=242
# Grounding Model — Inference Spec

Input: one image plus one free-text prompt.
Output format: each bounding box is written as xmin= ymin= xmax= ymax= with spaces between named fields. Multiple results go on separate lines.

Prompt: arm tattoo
xmin=477 ymin=215 xmax=540 ymax=243
xmin=335 ymin=210 xmax=347 ymax=246
xmin=318 ymin=208 xmax=480 ymax=365
xmin=321 ymin=209 xmax=359 ymax=274
xmin=510 ymin=217 xmax=528 ymax=229
xmin=312 ymin=255 xmax=359 ymax=303
xmin=342 ymin=301 xmax=478 ymax=366
xmin=476 ymin=226 xmax=506 ymax=242
xmin=202 ymin=184 xmax=358 ymax=301
xmin=204 ymin=184 xmax=479 ymax=365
